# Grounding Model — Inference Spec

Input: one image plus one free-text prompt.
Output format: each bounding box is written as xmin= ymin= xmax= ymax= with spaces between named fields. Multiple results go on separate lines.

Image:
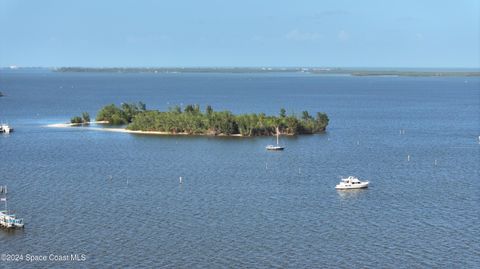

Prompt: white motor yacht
xmin=0 ymin=194 xmax=24 ymax=229
xmin=0 ymin=211 xmax=24 ymax=228
xmin=335 ymin=176 xmax=369 ymax=190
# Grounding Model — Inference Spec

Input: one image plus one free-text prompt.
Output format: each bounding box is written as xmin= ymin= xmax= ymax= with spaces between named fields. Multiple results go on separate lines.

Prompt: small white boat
xmin=335 ymin=176 xmax=369 ymax=190
xmin=266 ymin=127 xmax=285 ymax=151
xmin=0 ymin=124 xmax=13 ymax=134
xmin=0 ymin=211 xmax=24 ymax=228
xmin=0 ymin=195 xmax=24 ymax=229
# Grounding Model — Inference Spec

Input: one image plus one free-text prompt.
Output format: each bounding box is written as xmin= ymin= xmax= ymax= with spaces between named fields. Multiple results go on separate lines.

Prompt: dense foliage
xmin=95 ymin=102 xmax=146 ymax=125
xmin=70 ymin=112 xmax=91 ymax=124
xmin=93 ymin=103 xmax=328 ymax=136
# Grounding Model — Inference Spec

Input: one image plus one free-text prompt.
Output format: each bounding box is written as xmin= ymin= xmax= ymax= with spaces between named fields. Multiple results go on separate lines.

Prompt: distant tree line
xmin=55 ymin=67 xmax=480 ymax=77
xmin=92 ymin=103 xmax=329 ymax=136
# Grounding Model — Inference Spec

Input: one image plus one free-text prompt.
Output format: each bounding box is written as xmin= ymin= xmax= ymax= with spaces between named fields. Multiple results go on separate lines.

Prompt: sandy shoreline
xmin=45 ymin=122 xmax=245 ymax=137
xmin=46 ymin=121 xmax=109 ymax=128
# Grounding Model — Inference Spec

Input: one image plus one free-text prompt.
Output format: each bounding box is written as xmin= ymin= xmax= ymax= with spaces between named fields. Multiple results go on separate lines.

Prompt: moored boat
xmin=266 ymin=127 xmax=285 ymax=151
xmin=0 ymin=194 xmax=24 ymax=229
xmin=0 ymin=124 xmax=13 ymax=134
xmin=0 ymin=211 xmax=24 ymax=228
xmin=335 ymin=176 xmax=369 ymax=190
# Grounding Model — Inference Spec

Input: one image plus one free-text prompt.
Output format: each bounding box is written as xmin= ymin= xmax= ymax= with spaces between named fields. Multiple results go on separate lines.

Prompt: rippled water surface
xmin=0 ymin=70 xmax=479 ymax=268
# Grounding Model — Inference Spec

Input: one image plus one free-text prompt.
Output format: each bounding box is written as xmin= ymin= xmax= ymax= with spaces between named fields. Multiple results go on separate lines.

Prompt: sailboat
xmin=266 ymin=127 xmax=285 ymax=151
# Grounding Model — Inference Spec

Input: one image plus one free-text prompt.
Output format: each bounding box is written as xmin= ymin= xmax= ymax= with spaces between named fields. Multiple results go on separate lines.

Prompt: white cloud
xmin=285 ymin=29 xmax=321 ymax=41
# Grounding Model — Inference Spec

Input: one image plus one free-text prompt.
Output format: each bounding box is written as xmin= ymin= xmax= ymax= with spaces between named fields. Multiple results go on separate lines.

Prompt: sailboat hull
xmin=266 ymin=146 xmax=285 ymax=150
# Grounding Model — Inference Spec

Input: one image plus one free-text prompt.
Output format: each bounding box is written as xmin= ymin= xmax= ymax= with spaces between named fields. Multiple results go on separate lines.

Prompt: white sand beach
xmin=45 ymin=121 xmax=244 ymax=136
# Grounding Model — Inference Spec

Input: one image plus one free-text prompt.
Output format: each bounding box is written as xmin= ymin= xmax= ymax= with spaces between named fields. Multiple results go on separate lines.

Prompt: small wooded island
xmin=72 ymin=103 xmax=329 ymax=136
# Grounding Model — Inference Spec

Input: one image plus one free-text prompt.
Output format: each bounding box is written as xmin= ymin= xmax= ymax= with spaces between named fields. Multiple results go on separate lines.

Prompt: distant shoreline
xmin=52 ymin=67 xmax=480 ymax=77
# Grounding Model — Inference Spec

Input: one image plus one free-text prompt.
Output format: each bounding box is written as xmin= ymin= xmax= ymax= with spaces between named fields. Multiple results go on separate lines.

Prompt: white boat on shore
xmin=335 ymin=176 xmax=369 ymax=190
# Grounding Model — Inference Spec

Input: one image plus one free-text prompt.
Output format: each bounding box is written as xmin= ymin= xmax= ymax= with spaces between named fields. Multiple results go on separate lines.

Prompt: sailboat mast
xmin=276 ymin=127 xmax=279 ymax=145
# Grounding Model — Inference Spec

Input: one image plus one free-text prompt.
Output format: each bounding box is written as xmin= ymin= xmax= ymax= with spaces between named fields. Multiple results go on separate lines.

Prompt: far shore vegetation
xmin=91 ymin=102 xmax=329 ymax=136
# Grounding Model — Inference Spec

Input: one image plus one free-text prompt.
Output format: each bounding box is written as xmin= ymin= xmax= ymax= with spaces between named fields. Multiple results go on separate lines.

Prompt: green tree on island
xmin=71 ymin=112 xmax=91 ymax=124
xmin=82 ymin=112 xmax=90 ymax=123
xmin=96 ymin=102 xmax=146 ymax=125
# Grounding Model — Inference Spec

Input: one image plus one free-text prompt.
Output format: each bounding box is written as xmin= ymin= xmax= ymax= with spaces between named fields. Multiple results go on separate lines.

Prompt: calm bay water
xmin=0 ymin=70 xmax=479 ymax=268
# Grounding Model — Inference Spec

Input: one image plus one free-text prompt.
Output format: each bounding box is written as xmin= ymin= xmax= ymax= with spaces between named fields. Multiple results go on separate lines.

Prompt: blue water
xmin=0 ymin=70 xmax=479 ymax=268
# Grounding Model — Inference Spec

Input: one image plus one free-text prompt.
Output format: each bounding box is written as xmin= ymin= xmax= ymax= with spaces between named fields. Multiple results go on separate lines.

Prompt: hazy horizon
xmin=3 ymin=66 xmax=480 ymax=71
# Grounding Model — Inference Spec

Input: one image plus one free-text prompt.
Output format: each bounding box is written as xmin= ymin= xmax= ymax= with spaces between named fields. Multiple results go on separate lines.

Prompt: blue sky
xmin=0 ymin=0 xmax=478 ymax=68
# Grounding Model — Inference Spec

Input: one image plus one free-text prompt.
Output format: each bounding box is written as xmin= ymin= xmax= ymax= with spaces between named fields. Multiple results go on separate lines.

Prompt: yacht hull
xmin=335 ymin=182 xmax=369 ymax=190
